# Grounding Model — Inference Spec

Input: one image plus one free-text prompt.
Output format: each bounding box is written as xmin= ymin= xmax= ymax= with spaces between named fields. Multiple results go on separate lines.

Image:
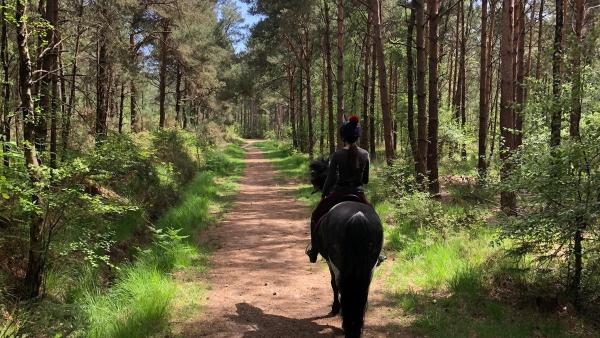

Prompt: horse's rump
xmin=317 ymin=201 xmax=382 ymax=272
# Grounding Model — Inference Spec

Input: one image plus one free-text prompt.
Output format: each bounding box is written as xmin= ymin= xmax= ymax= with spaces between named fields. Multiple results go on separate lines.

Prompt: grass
xmin=257 ymin=139 xmax=599 ymax=337
xmin=80 ymin=143 xmax=245 ymax=337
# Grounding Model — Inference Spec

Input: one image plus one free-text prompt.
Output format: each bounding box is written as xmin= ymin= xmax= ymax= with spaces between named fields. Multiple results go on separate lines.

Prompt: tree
xmin=370 ymin=0 xmax=394 ymax=164
xmin=500 ymin=0 xmax=516 ymax=213
xmin=426 ymin=0 xmax=440 ymax=194
xmin=336 ymin=0 xmax=345 ymax=148
xmin=15 ymin=0 xmax=44 ymax=299
xmin=159 ymin=18 xmax=170 ymax=129
xmin=478 ymin=0 xmax=490 ymax=178
xmin=550 ymin=0 xmax=563 ymax=147
xmin=405 ymin=8 xmax=418 ymax=171
xmin=415 ymin=0 xmax=428 ymax=187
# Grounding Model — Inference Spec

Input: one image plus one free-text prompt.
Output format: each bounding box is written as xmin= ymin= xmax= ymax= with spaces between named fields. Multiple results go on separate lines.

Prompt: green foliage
xmin=499 ymin=127 xmax=600 ymax=302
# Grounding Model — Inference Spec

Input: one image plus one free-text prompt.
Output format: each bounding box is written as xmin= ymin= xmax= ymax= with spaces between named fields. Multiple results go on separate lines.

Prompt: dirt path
xmin=178 ymin=141 xmax=408 ymax=337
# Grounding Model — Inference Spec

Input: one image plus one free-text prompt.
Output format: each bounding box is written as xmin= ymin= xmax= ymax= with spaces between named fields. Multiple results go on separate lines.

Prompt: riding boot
xmin=305 ymin=243 xmax=318 ymax=263
xmin=306 ymin=219 xmax=319 ymax=263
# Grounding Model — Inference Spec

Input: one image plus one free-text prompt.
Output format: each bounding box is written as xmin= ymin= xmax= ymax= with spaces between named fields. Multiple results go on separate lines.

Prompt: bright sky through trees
xmin=232 ymin=0 xmax=264 ymax=53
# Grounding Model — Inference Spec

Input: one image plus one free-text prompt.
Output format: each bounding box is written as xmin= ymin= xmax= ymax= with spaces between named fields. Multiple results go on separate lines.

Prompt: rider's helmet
xmin=340 ymin=115 xmax=361 ymax=144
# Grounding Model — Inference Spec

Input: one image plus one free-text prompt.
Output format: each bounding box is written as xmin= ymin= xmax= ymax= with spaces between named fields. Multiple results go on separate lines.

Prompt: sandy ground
xmin=177 ymin=141 xmax=410 ymax=337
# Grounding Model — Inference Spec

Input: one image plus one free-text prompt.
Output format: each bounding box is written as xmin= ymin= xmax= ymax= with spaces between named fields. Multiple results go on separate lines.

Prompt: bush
xmin=500 ymin=129 xmax=600 ymax=306
xmin=152 ymin=129 xmax=198 ymax=185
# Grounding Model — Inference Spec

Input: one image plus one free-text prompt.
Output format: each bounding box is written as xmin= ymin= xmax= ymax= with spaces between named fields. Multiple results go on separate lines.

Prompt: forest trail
xmin=176 ymin=140 xmax=408 ymax=337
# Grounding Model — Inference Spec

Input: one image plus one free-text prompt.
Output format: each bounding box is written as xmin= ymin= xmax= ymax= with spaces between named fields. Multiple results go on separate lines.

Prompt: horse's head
xmin=309 ymin=157 xmax=329 ymax=193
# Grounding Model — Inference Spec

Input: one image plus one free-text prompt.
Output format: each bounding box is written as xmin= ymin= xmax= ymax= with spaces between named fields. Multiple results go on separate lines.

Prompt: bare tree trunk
xmin=535 ymin=0 xmax=545 ymax=79
xmin=305 ymin=56 xmax=314 ymax=159
xmin=118 ymin=82 xmax=125 ymax=133
xmin=500 ymin=0 xmax=516 ymax=213
xmin=336 ymin=0 xmax=345 ymax=148
xmin=569 ymin=0 xmax=585 ymax=140
xmin=96 ymin=34 xmax=108 ymax=139
xmin=415 ymin=0 xmax=428 ymax=187
xmin=426 ymin=0 xmax=440 ymax=194
xmin=514 ymin=0 xmax=525 ymax=148
xmin=478 ymin=0 xmax=490 ymax=178
xmin=406 ymin=8 xmax=418 ymax=170
xmin=287 ymin=65 xmax=298 ymax=148
xmin=298 ymin=66 xmax=305 ymax=151
xmin=371 ymin=0 xmax=394 ymax=163
xmin=1 ymin=0 xmax=10 ymax=167
xmin=158 ymin=18 xmax=169 ymax=129
xmin=369 ymin=35 xmax=377 ymax=159
xmin=16 ymin=0 xmax=45 ymax=299
xmin=320 ymin=50 xmax=326 ymax=155
xmin=525 ymin=0 xmax=536 ymax=86
xmin=550 ymin=0 xmax=563 ymax=147
xmin=175 ymin=62 xmax=182 ymax=128
xmin=322 ymin=0 xmax=335 ymax=155
xmin=360 ymin=10 xmax=372 ymax=150
xmin=129 ymin=33 xmax=138 ymax=132
xmin=62 ymin=0 xmax=83 ymax=157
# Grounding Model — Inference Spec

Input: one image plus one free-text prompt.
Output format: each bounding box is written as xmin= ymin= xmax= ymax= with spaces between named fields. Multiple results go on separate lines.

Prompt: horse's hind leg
xmin=329 ymin=265 xmax=340 ymax=315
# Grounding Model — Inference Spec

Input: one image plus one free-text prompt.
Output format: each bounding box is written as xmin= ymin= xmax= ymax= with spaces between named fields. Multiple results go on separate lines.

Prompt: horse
xmin=309 ymin=158 xmax=384 ymax=338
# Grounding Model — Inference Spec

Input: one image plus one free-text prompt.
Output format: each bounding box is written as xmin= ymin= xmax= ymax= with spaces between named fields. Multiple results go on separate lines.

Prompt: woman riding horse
xmin=306 ymin=115 xmax=370 ymax=263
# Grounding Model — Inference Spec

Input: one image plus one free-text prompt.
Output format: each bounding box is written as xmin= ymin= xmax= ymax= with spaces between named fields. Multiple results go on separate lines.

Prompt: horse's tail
xmin=340 ymin=211 xmax=373 ymax=338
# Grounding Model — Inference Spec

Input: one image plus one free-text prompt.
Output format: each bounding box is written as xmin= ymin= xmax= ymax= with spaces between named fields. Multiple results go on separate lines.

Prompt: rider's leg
xmin=306 ymin=193 xmax=343 ymax=262
xmin=306 ymin=196 xmax=329 ymax=263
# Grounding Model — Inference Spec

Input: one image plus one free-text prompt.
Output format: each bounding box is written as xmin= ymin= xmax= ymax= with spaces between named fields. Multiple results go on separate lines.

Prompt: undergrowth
xmin=0 ymin=131 xmax=245 ymax=337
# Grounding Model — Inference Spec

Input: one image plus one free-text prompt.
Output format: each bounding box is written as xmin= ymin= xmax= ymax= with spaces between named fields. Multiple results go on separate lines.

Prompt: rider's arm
xmin=362 ymin=153 xmax=370 ymax=185
xmin=322 ymin=156 xmax=338 ymax=197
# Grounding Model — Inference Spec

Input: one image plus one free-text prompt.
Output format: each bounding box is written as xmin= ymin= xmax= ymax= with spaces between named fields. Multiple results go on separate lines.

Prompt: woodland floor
xmin=174 ymin=140 xmax=409 ymax=337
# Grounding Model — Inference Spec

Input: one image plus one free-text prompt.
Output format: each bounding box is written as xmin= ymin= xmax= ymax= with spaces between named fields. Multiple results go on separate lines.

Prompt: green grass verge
xmin=81 ymin=143 xmax=245 ymax=337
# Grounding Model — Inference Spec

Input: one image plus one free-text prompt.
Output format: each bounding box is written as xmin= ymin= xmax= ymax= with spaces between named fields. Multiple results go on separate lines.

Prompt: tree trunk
xmin=514 ymin=0 xmax=525 ymax=148
xmin=175 ymin=62 xmax=182 ymax=128
xmin=96 ymin=34 xmax=108 ymax=139
xmin=129 ymin=33 xmax=138 ymax=132
xmin=320 ymin=42 xmax=326 ymax=155
xmin=550 ymin=0 xmax=563 ymax=147
xmin=478 ymin=0 xmax=490 ymax=178
xmin=305 ymin=57 xmax=314 ymax=159
xmin=118 ymin=82 xmax=125 ymax=133
xmin=426 ymin=0 xmax=440 ymax=194
xmin=369 ymin=35 xmax=377 ymax=158
xmin=159 ymin=18 xmax=169 ymax=129
xmin=62 ymin=0 xmax=83 ymax=157
xmin=16 ymin=0 xmax=46 ymax=299
xmin=459 ymin=0 xmax=469 ymax=160
xmin=415 ymin=0 xmax=428 ymax=187
xmin=1 ymin=0 xmax=9 ymax=167
xmin=371 ymin=0 xmax=394 ymax=163
xmin=287 ymin=65 xmax=298 ymax=149
xmin=569 ymin=0 xmax=585 ymax=140
xmin=500 ymin=0 xmax=516 ymax=213
xmin=360 ymin=10 xmax=372 ymax=150
xmin=336 ymin=0 xmax=345 ymax=148
xmin=535 ymin=0 xmax=545 ymax=79
xmin=323 ymin=0 xmax=335 ymax=155
xmin=298 ymin=66 xmax=305 ymax=151
xmin=406 ymin=8 xmax=418 ymax=171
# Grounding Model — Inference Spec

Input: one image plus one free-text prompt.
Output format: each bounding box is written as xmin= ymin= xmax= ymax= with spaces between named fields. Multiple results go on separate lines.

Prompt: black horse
xmin=309 ymin=158 xmax=384 ymax=338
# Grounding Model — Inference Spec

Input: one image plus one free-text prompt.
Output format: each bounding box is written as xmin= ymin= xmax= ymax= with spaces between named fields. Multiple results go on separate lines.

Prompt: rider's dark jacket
xmin=322 ymin=147 xmax=370 ymax=197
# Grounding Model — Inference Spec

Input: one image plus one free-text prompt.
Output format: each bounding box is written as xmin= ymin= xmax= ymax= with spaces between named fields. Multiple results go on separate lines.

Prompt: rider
xmin=306 ymin=115 xmax=370 ymax=263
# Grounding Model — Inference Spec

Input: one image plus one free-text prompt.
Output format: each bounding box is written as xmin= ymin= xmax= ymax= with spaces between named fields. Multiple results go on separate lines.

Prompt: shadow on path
xmin=226 ymin=303 xmax=344 ymax=337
